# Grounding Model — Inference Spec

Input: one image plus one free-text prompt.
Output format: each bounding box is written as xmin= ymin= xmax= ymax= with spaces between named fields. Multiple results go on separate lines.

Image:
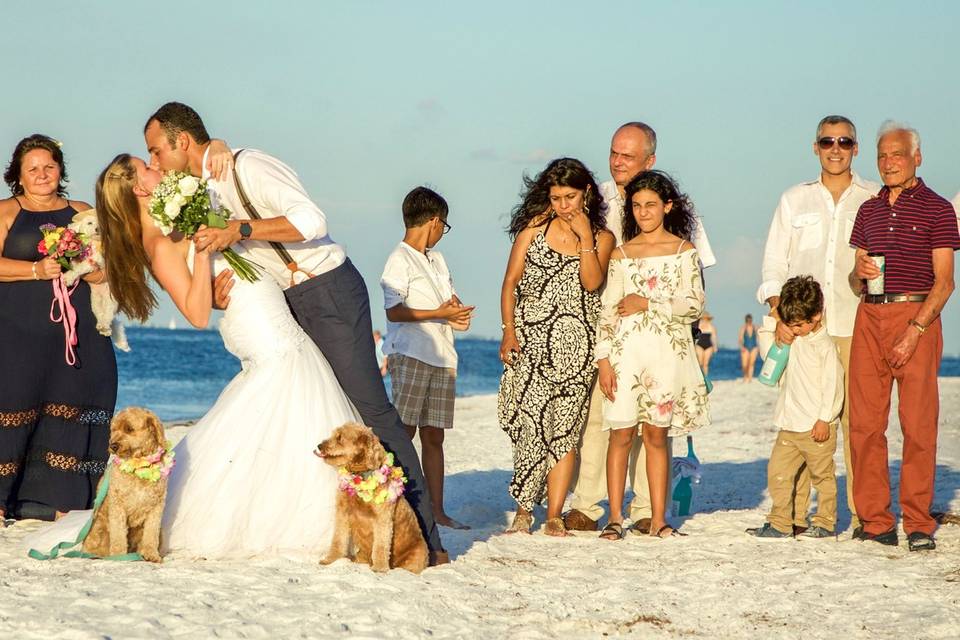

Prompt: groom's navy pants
xmin=284 ymin=258 xmax=442 ymax=552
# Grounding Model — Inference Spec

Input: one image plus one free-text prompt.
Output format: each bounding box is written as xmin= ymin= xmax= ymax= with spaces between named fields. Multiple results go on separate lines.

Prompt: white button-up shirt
xmin=600 ymin=180 xmax=716 ymax=267
xmin=758 ymin=316 xmax=844 ymax=432
xmin=202 ymin=147 xmax=346 ymax=289
xmin=380 ymin=242 xmax=458 ymax=369
xmin=757 ymin=172 xmax=880 ymax=337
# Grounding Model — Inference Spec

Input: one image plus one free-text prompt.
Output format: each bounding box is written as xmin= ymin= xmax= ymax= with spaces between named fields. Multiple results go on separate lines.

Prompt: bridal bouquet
xmin=148 ymin=172 xmax=261 ymax=282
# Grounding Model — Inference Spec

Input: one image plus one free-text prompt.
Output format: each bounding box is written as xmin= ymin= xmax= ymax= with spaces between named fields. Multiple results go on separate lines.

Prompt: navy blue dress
xmin=0 ymin=202 xmax=117 ymax=518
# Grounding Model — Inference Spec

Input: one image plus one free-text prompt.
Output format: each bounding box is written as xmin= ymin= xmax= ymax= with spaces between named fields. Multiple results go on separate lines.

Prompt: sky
xmin=4 ymin=1 xmax=960 ymax=351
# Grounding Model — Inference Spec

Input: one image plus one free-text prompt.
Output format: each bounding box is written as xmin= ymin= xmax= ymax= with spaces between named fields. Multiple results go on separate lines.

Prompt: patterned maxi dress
xmin=498 ymin=223 xmax=601 ymax=511
xmin=0 ymin=204 xmax=117 ymax=518
xmin=595 ymin=245 xmax=709 ymax=433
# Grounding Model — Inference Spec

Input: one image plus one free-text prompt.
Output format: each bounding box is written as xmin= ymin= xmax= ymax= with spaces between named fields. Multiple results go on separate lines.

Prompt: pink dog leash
xmin=49 ymin=274 xmax=79 ymax=366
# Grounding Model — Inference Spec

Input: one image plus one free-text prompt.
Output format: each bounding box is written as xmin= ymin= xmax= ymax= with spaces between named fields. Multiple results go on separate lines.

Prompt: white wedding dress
xmin=25 ymin=248 xmax=360 ymax=560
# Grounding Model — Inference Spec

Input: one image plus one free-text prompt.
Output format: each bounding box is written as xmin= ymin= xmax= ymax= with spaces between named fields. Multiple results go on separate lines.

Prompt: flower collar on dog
xmin=110 ymin=441 xmax=176 ymax=483
xmin=337 ymin=452 xmax=407 ymax=504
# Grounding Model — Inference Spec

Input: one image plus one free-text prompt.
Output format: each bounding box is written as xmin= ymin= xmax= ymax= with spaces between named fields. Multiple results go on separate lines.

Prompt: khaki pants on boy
xmin=767 ymin=424 xmax=838 ymax=533
xmin=789 ymin=336 xmax=858 ymax=531
xmin=568 ymin=381 xmax=671 ymax=522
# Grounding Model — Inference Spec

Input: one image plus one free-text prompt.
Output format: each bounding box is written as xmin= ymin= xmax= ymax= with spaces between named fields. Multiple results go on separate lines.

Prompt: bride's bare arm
xmin=150 ymin=238 xmax=214 ymax=328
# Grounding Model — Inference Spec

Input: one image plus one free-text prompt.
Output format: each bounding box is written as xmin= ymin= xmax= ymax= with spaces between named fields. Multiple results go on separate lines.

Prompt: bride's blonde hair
xmin=95 ymin=154 xmax=157 ymax=323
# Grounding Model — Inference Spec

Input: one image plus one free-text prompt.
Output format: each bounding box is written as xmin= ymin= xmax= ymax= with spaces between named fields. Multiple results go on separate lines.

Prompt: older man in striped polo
xmin=849 ymin=121 xmax=960 ymax=552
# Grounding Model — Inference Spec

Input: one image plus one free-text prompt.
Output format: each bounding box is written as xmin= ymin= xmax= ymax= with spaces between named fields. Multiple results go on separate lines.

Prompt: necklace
xmin=337 ymin=452 xmax=407 ymax=504
xmin=110 ymin=442 xmax=176 ymax=483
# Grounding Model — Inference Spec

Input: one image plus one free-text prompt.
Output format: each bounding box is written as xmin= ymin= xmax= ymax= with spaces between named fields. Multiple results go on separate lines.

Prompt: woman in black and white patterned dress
xmin=497 ymin=158 xmax=615 ymax=536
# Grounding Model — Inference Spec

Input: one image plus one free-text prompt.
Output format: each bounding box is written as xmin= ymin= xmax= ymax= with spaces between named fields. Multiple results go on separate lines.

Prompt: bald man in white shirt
xmin=565 ymin=122 xmax=716 ymax=533
xmin=757 ymin=115 xmax=880 ymax=535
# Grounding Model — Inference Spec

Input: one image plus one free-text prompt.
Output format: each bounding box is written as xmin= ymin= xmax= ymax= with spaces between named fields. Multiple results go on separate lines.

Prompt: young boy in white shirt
xmin=380 ymin=187 xmax=475 ymax=530
xmin=747 ymin=275 xmax=844 ymax=538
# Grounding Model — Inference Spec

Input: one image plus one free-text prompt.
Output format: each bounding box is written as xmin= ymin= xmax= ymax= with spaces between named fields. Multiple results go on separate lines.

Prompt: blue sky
xmin=4 ymin=1 xmax=960 ymax=351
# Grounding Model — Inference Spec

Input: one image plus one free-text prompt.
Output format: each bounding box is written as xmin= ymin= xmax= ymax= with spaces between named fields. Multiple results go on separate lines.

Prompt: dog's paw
xmin=371 ymin=562 xmax=390 ymax=573
xmin=319 ymin=554 xmax=341 ymax=566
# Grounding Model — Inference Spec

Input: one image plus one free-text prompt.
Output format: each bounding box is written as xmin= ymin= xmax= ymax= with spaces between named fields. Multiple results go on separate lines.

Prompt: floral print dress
xmin=595 ymin=244 xmax=709 ymax=434
xmin=498 ymin=224 xmax=601 ymax=511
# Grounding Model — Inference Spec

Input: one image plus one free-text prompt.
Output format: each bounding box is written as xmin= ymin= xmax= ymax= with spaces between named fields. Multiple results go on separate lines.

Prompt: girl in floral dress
xmin=596 ymin=170 xmax=709 ymax=541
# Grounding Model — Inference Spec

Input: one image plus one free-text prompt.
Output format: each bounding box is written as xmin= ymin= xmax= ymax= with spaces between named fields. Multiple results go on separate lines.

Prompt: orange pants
xmin=849 ymin=301 xmax=942 ymax=536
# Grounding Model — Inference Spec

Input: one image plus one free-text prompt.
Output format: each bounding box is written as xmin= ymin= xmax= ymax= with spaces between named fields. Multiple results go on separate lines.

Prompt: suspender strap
xmin=231 ymin=150 xmax=315 ymax=287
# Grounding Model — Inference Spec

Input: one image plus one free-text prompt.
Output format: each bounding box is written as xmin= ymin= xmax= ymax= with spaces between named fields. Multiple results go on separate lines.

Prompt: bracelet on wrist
xmin=908 ymin=318 xmax=927 ymax=335
xmin=500 ymin=322 xmax=514 ymax=330
xmin=31 ymin=261 xmax=39 ymax=280
xmin=578 ymin=247 xmax=597 ymax=254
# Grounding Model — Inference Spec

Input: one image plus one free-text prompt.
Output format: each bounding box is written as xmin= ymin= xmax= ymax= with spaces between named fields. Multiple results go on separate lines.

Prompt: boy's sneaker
xmin=800 ymin=526 xmax=835 ymax=538
xmin=746 ymin=523 xmax=791 ymax=538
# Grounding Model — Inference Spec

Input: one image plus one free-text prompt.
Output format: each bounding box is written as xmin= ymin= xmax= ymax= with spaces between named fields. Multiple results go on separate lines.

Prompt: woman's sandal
xmin=599 ymin=522 xmax=626 ymax=541
xmin=652 ymin=524 xmax=688 ymax=539
xmin=504 ymin=512 xmax=534 ymax=534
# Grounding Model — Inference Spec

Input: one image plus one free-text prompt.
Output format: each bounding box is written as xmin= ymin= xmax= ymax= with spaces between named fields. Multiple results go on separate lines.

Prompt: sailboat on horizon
xmin=167 ymin=317 xmax=177 ymax=330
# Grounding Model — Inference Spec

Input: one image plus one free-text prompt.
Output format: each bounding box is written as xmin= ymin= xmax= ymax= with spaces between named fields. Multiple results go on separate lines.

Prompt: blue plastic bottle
xmin=758 ymin=342 xmax=790 ymax=386
xmin=671 ymin=436 xmax=701 ymax=517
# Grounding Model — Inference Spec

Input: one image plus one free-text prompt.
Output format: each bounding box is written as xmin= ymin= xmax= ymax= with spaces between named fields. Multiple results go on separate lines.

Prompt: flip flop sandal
xmin=628 ymin=518 xmax=651 ymax=536
xmin=599 ymin=522 xmax=625 ymax=541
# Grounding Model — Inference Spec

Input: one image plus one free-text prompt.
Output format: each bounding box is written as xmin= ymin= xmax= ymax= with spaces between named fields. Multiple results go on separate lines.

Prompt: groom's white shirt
xmin=202 ymin=146 xmax=346 ymax=288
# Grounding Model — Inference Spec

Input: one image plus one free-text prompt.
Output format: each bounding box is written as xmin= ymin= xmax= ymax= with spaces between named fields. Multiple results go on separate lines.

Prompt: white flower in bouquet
xmin=164 ymin=198 xmax=182 ymax=220
xmin=177 ymin=175 xmax=200 ymax=197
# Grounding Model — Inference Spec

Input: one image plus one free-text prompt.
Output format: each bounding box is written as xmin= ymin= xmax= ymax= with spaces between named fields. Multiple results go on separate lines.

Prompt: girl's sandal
xmin=652 ymin=524 xmax=688 ymax=539
xmin=504 ymin=512 xmax=534 ymax=534
xmin=599 ymin=522 xmax=625 ymax=541
xmin=543 ymin=517 xmax=570 ymax=537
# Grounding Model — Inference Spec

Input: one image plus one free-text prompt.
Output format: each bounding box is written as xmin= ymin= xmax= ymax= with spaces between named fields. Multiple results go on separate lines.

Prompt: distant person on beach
xmin=566 ymin=121 xmax=716 ymax=535
xmin=0 ymin=134 xmax=116 ymax=524
xmin=849 ymin=121 xmax=960 ymax=552
xmin=498 ymin=158 xmax=614 ymax=536
xmin=738 ymin=314 xmax=759 ymax=382
xmin=747 ymin=276 xmax=843 ymax=539
xmin=695 ymin=311 xmax=717 ymax=376
xmin=380 ymin=186 xmax=474 ymax=530
xmin=595 ymin=170 xmax=709 ymax=540
xmin=372 ymin=330 xmax=388 ymax=377
xmin=143 ymin=102 xmax=445 ymax=563
xmin=758 ymin=114 xmax=879 ymax=534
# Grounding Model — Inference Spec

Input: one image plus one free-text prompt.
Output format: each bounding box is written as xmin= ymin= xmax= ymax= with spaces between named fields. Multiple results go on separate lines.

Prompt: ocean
xmin=117 ymin=327 xmax=960 ymax=422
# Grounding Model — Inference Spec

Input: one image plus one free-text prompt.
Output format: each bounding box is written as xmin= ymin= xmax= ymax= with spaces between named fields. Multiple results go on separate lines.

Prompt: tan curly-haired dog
xmin=316 ymin=422 xmax=428 ymax=574
xmin=82 ymin=407 xmax=169 ymax=562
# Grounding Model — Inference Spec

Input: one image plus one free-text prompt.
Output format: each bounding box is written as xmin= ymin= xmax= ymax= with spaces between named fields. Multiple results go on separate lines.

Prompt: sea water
xmin=117 ymin=327 xmax=960 ymax=421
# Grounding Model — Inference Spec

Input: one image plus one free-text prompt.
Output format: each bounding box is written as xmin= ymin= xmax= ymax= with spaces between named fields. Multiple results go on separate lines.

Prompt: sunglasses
xmin=817 ymin=136 xmax=856 ymax=151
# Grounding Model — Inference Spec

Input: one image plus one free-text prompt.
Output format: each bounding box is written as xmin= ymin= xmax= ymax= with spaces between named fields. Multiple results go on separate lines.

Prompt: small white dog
xmin=65 ymin=209 xmax=129 ymax=351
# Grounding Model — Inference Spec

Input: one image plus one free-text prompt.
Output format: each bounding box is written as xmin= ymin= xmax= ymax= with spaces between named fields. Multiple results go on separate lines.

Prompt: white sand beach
xmin=2 ymin=379 xmax=959 ymax=639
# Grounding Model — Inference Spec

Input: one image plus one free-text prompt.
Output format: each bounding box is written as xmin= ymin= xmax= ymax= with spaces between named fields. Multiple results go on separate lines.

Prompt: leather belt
xmin=862 ymin=293 xmax=927 ymax=304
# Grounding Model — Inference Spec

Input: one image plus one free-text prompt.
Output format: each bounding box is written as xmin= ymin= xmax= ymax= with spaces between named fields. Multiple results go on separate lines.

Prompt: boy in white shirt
xmin=747 ymin=276 xmax=844 ymax=538
xmin=380 ymin=187 xmax=475 ymax=530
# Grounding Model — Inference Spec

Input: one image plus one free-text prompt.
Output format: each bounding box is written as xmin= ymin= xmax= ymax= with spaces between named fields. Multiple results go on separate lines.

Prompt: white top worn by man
xmin=565 ymin=122 xmax=715 ymax=534
xmin=756 ymin=114 xmax=879 ymax=534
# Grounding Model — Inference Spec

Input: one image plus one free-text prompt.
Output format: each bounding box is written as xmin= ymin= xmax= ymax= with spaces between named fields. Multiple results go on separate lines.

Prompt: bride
xmin=29 ymin=154 xmax=360 ymax=560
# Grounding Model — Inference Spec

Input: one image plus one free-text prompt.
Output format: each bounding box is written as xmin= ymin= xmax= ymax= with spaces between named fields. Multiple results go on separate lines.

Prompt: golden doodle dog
xmin=315 ymin=423 xmax=428 ymax=574
xmin=82 ymin=407 xmax=173 ymax=562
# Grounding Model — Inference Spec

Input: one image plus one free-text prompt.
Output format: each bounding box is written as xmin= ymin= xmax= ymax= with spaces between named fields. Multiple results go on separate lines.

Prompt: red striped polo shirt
xmin=850 ymin=178 xmax=960 ymax=293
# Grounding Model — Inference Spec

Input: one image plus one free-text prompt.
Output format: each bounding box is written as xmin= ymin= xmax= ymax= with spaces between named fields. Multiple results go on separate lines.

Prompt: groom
xmin=143 ymin=101 xmax=445 ymax=563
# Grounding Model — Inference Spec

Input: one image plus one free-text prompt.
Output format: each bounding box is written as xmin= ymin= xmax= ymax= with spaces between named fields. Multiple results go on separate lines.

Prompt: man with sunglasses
xmin=757 ymin=115 xmax=879 ymax=537
xmin=564 ymin=122 xmax=716 ymax=534
xmin=848 ymin=121 xmax=959 ymax=551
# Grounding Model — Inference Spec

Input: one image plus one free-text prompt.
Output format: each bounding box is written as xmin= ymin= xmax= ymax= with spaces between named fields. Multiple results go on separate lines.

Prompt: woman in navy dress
xmin=0 ymin=134 xmax=116 ymax=524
